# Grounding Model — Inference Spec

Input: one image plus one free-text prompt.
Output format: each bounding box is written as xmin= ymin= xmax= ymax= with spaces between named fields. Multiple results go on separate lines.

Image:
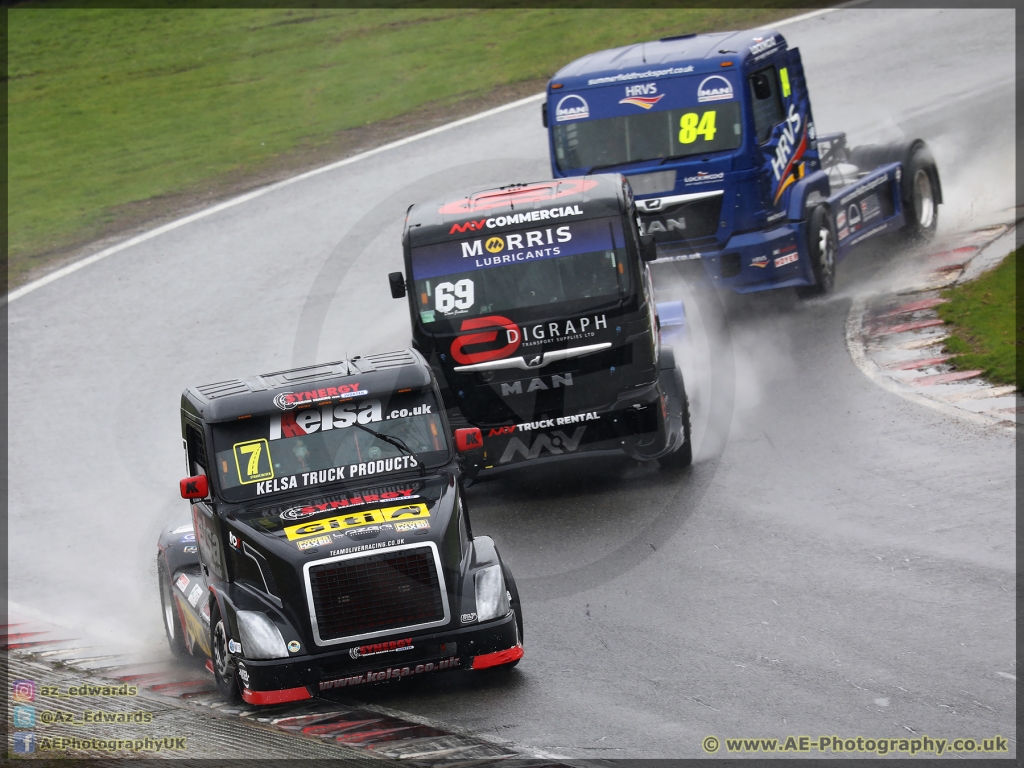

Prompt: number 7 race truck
xmin=387 ymin=174 xmax=693 ymax=476
xmin=156 ymin=350 xmax=523 ymax=705
xmin=542 ymin=27 xmax=942 ymax=296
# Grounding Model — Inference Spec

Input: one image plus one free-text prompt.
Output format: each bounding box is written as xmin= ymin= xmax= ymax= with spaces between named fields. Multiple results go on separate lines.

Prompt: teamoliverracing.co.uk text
xmin=704 ymin=734 xmax=1008 ymax=757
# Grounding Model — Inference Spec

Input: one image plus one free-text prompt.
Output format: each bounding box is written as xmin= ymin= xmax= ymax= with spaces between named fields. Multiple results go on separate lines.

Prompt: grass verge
xmin=938 ymin=248 xmax=1018 ymax=389
xmin=9 ymin=6 xmax=815 ymax=289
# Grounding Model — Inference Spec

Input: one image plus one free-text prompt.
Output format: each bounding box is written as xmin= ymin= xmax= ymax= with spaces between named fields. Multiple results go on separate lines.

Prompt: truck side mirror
xmin=180 ymin=475 xmax=209 ymax=499
xmin=541 ymin=101 xmax=548 ymax=128
xmin=388 ymin=271 xmax=406 ymax=299
xmin=639 ymin=234 xmax=658 ymax=262
xmin=454 ymin=427 xmax=483 ymax=452
xmin=752 ymin=72 xmax=773 ymax=101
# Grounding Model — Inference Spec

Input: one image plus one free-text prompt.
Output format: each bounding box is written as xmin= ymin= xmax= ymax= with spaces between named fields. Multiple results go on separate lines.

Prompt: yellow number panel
xmin=233 ymin=439 xmax=274 ymax=484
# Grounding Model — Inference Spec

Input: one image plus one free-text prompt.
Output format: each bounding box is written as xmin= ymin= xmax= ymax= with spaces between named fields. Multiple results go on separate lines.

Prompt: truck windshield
xmin=210 ymin=389 xmax=448 ymax=501
xmin=553 ymin=101 xmax=742 ymax=173
xmin=410 ymin=216 xmax=631 ymax=327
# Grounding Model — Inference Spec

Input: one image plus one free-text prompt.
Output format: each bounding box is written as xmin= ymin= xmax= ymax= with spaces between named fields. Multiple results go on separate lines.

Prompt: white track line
xmin=6 ymin=92 xmax=546 ymax=305
xmin=8 ymin=6 xmax=851 ymax=306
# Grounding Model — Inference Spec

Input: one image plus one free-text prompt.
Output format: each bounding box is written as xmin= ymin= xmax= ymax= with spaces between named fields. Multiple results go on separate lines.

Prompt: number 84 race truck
xmin=542 ymin=27 xmax=941 ymax=297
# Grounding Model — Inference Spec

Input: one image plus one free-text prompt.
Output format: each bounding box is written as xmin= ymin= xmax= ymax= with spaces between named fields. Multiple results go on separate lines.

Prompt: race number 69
xmin=435 ymin=279 xmax=474 ymax=313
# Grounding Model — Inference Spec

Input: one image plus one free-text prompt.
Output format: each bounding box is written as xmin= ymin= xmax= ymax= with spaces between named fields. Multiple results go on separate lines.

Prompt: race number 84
xmin=678 ymin=110 xmax=717 ymax=144
xmin=233 ymin=439 xmax=274 ymax=485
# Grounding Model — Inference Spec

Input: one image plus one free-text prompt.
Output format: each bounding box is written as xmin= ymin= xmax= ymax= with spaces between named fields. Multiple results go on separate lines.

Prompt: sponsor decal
xmin=642 ymin=217 xmax=686 ymax=235
xmin=697 ymin=75 xmax=734 ymax=103
xmin=256 ymin=456 xmax=421 ymax=496
xmin=448 ymin=205 xmax=583 ymax=235
xmin=227 ymin=640 xmax=242 ymax=654
xmin=287 ymin=640 xmax=301 ymax=653
xmin=273 ymin=383 xmax=366 ymax=411
xmin=451 ymin=315 xmax=521 ymax=365
xmin=836 ymin=210 xmax=847 ymax=229
xmin=587 ymin=65 xmax=693 ymax=86
xmin=499 ymin=426 xmax=587 ymax=464
xmin=554 ymin=94 xmax=589 ymax=122
xmin=182 ymin=545 xmax=198 ymax=554
xmin=329 ymin=538 xmax=405 ymax=557
xmin=349 ymin=638 xmax=414 ymax=659
xmin=774 ymin=252 xmax=799 ymax=268
xmin=770 ymin=104 xmax=807 ymax=204
xmin=860 ymin=193 xmax=882 ymax=224
xmin=838 ymin=227 xmax=850 ymax=240
xmin=228 ymin=531 xmax=241 ymax=550
xmin=461 ymin=613 xmax=477 ymax=623
xmin=187 ymin=583 xmax=204 ymax=608
xmin=319 ymin=657 xmax=461 ymax=689
xmin=270 ymin=398 xmax=379 ymax=440
xmin=619 ymin=91 xmax=664 ymax=110
xmin=280 ymin=486 xmax=418 ymax=521
xmin=297 ymin=535 xmax=331 ymax=551
xmin=751 ymin=256 xmax=769 ymax=268
xmin=500 ymin=373 xmax=574 ymax=396
xmin=175 ymin=574 xmax=190 ymax=593
xmin=749 ymin=35 xmax=778 ymax=57
xmin=236 ymin=663 xmax=249 ymax=688
xmin=285 ymin=503 xmax=430 ymax=541
xmin=171 ymin=524 xmax=193 ymax=535
xmin=460 ymin=225 xmax=571 ymax=260
xmin=201 ymin=601 xmax=211 ymax=624
xmin=490 ymin=411 xmax=600 ymax=434
xmin=683 ymin=171 xmax=725 ymax=185
xmin=180 ymin=533 xmax=195 ymax=543
xmin=394 ymin=519 xmax=430 ymax=532
xmin=839 ymin=173 xmax=889 ymax=206
xmin=341 ymin=523 xmax=395 ymax=540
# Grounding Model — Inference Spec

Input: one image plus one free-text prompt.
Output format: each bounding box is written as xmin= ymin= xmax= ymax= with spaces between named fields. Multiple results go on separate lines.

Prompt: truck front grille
xmin=641 ymin=195 xmax=722 ymax=243
xmin=306 ymin=544 xmax=448 ymax=645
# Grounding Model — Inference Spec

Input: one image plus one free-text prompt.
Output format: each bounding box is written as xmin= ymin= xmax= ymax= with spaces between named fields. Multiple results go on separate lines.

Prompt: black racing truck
xmin=156 ymin=350 xmax=523 ymax=705
xmin=388 ymin=174 xmax=692 ymax=474
xmin=542 ymin=28 xmax=942 ymax=296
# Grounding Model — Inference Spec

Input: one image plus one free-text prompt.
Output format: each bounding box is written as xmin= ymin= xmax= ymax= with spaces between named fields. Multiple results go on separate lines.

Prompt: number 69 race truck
xmin=387 ymin=174 xmax=692 ymax=475
xmin=156 ymin=350 xmax=523 ymax=705
xmin=542 ymin=28 xmax=942 ymax=296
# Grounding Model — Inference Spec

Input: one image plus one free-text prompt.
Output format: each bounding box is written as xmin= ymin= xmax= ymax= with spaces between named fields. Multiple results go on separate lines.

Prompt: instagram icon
xmin=12 ymin=680 xmax=36 ymax=702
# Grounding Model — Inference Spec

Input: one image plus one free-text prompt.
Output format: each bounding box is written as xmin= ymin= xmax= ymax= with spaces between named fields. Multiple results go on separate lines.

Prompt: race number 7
xmin=435 ymin=279 xmax=475 ymax=313
xmin=678 ymin=110 xmax=717 ymax=144
xmin=232 ymin=439 xmax=274 ymax=484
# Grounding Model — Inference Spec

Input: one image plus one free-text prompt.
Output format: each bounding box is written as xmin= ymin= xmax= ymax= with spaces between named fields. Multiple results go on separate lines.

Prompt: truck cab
xmin=389 ymin=175 xmax=691 ymax=473
xmin=544 ymin=29 xmax=940 ymax=296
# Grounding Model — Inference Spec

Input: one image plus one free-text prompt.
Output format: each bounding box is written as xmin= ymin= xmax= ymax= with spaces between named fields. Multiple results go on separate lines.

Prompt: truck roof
xmin=405 ymin=173 xmax=626 ymax=248
xmin=548 ymin=28 xmax=787 ymax=90
xmin=181 ymin=350 xmax=432 ymax=423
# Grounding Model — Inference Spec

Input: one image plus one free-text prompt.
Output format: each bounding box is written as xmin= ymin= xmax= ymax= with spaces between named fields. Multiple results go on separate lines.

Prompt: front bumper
xmin=655 ymin=222 xmax=815 ymax=294
xmin=234 ymin=611 xmax=520 ymax=704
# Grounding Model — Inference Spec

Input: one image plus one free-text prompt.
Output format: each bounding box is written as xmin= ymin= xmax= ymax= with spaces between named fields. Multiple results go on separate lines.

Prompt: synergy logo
xmin=555 ymin=94 xmax=589 ymax=122
xmin=619 ymin=82 xmax=663 ymax=109
xmin=697 ymin=75 xmax=733 ymax=103
xmin=450 ymin=315 xmax=521 ymax=365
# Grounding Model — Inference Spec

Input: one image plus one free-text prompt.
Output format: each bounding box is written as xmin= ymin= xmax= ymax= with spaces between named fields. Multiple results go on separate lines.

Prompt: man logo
xmin=485 ymin=236 xmax=504 ymax=253
xmin=697 ymin=75 xmax=734 ymax=103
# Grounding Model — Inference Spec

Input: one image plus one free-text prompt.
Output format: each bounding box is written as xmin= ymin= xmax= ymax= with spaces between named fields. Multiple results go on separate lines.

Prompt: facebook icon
xmin=13 ymin=732 xmax=36 ymax=753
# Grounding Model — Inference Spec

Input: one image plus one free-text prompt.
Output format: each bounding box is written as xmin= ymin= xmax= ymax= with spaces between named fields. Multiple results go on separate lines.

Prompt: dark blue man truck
xmin=542 ymin=28 xmax=941 ymax=296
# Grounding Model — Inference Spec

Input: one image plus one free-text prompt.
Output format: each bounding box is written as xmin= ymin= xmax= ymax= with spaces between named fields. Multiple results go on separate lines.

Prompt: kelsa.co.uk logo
xmin=555 ymin=94 xmax=589 ymax=122
xmin=697 ymin=75 xmax=733 ymax=103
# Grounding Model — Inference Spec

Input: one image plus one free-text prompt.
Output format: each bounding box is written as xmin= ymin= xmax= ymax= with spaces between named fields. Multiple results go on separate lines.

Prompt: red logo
xmin=449 ymin=218 xmax=488 ymax=235
xmin=450 ymin=315 xmax=520 ymax=365
xmin=438 ymin=179 xmax=599 ymax=215
xmin=488 ymin=426 xmax=516 ymax=436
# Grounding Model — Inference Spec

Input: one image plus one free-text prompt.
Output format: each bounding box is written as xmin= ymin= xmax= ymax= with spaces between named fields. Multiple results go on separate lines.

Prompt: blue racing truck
xmin=542 ymin=28 xmax=941 ymax=296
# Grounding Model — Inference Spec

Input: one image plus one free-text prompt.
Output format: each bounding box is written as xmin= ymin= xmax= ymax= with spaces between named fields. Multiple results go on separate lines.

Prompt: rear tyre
xmin=796 ymin=205 xmax=836 ymax=298
xmin=902 ymin=149 xmax=940 ymax=241
xmin=157 ymin=557 xmax=190 ymax=658
xmin=210 ymin=602 xmax=242 ymax=703
xmin=658 ymin=378 xmax=693 ymax=469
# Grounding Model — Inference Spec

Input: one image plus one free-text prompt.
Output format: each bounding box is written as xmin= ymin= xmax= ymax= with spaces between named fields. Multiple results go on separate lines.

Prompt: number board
xmin=233 ymin=439 xmax=274 ymax=485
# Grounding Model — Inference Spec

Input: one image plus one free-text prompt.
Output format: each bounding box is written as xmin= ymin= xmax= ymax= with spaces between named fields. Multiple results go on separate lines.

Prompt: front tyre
xmin=796 ymin=205 xmax=837 ymax=299
xmin=157 ymin=557 xmax=190 ymax=658
xmin=902 ymin=148 xmax=940 ymax=241
xmin=210 ymin=602 xmax=242 ymax=703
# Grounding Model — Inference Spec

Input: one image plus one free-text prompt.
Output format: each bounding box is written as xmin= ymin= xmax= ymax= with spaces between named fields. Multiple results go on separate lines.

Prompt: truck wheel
xmin=158 ymin=557 xmax=190 ymax=658
xmin=502 ymin=561 xmax=523 ymax=646
xmin=796 ymin=205 xmax=836 ymax=298
xmin=657 ymin=386 xmax=692 ymax=469
xmin=210 ymin=602 xmax=242 ymax=703
xmin=903 ymin=149 xmax=939 ymax=241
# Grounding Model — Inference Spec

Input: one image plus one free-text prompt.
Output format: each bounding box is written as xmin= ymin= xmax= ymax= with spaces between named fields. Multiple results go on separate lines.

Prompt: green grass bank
xmin=938 ymin=249 xmax=1018 ymax=389
xmin=9 ymin=6 xmax=810 ymax=289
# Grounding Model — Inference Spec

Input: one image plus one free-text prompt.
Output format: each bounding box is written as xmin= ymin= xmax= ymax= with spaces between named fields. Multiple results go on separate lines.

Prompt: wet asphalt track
xmin=7 ymin=6 xmax=1016 ymax=759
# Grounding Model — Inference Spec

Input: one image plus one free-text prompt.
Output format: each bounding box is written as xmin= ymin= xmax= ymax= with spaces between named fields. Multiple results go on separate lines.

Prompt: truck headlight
xmin=474 ymin=565 xmax=509 ymax=622
xmin=235 ymin=611 xmax=289 ymax=660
